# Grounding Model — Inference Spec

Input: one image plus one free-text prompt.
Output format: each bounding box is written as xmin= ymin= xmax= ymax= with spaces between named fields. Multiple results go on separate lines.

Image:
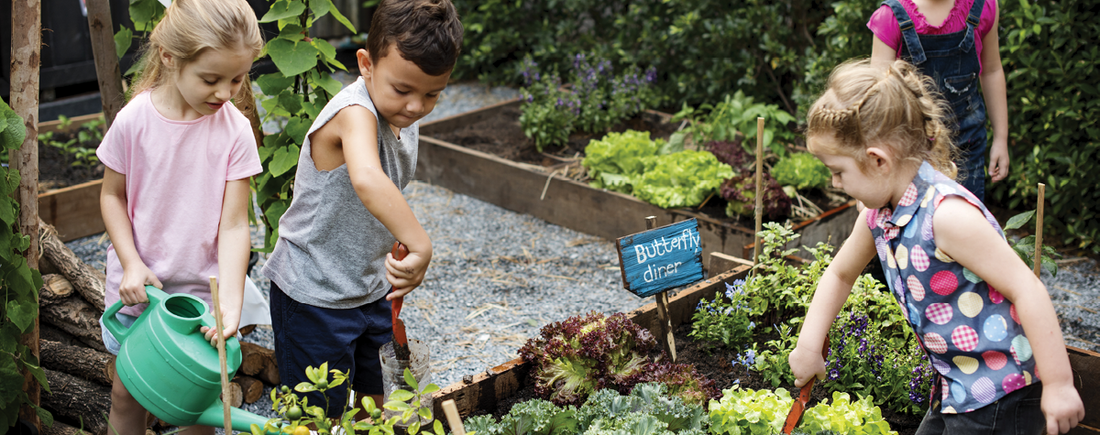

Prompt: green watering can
xmin=103 ymin=285 xmax=274 ymax=432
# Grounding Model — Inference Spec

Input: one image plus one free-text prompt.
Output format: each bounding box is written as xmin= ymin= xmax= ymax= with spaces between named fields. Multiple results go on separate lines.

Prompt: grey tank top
xmin=262 ymin=77 xmax=418 ymax=308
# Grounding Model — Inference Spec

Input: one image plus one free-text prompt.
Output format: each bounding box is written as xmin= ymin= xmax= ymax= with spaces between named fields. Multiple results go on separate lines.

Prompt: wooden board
xmin=430 ymin=265 xmax=752 ymax=418
xmin=418 ymin=103 xmax=859 ymax=268
xmin=38 ymin=179 xmax=104 ymax=242
xmin=1068 ymin=346 xmax=1100 ymax=434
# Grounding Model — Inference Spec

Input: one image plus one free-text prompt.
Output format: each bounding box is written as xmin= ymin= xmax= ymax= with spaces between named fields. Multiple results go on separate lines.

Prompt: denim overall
xmin=883 ymin=0 xmax=989 ymax=200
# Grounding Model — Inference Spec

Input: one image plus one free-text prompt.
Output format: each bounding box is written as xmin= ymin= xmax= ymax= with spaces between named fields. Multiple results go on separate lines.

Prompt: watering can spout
xmin=196 ymin=399 xmax=279 ymax=434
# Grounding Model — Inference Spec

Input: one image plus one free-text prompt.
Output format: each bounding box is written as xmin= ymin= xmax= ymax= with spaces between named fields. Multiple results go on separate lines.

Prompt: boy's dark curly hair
xmin=366 ymin=0 xmax=463 ymax=76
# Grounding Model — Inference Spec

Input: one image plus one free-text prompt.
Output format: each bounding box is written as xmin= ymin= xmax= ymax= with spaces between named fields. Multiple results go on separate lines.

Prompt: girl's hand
xmin=200 ymin=309 xmax=241 ymax=348
xmin=384 ymin=251 xmax=430 ymax=299
xmin=1041 ymin=381 xmax=1085 ymax=434
xmin=118 ymin=264 xmax=163 ymax=305
xmin=988 ymin=137 xmax=1010 ymax=182
xmin=788 ymin=344 xmax=826 ymax=388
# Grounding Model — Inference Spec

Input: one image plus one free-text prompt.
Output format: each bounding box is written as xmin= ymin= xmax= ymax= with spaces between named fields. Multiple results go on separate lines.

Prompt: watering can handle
xmin=102 ymin=285 xmax=167 ymax=342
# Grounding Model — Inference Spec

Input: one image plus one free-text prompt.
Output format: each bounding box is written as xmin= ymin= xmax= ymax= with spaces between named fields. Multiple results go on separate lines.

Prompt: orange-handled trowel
xmin=390 ymin=241 xmax=412 ymax=361
xmin=782 ymin=335 xmax=830 ymax=434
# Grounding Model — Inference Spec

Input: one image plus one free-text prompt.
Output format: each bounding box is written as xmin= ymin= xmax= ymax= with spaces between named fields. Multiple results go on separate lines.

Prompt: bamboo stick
xmin=752 ymin=117 xmax=765 ymax=271
xmin=1033 ymin=183 xmax=1045 ymax=278
xmin=209 ymin=277 xmax=232 ymax=433
xmin=647 ymin=216 xmax=676 ymax=362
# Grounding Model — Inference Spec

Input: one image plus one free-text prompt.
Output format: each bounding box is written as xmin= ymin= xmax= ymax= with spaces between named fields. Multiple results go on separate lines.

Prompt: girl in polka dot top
xmin=788 ymin=59 xmax=1084 ymax=435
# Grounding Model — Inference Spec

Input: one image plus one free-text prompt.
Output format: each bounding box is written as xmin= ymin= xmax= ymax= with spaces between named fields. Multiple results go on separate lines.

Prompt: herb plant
xmin=0 ymin=100 xmax=51 ymax=429
xmin=1003 ymin=210 xmax=1061 ymax=277
xmin=259 ymin=363 xmax=443 ymax=435
xmin=670 ymin=91 xmax=796 ymax=157
xmin=37 ymin=116 xmax=104 ymax=169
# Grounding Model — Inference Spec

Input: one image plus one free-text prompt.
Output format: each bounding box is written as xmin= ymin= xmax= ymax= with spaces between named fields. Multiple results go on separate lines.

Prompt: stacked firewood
xmin=36 ymin=220 xmax=281 ymax=435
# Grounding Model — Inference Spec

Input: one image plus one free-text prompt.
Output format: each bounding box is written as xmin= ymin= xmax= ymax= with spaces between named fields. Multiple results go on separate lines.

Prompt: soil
xmin=487 ymin=321 xmax=924 ymax=435
xmin=37 ymin=128 xmax=105 ymax=191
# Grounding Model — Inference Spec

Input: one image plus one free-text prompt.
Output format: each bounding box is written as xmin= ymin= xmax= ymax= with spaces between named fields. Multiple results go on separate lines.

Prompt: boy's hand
xmin=1041 ymin=381 xmax=1085 ymax=434
xmin=118 ymin=264 xmax=163 ymax=305
xmin=788 ymin=344 xmax=826 ymax=389
xmin=384 ymin=250 xmax=430 ymax=299
xmin=200 ymin=309 xmax=241 ymax=348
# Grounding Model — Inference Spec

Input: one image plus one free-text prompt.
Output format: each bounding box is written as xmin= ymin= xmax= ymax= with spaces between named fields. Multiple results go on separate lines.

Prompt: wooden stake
xmin=209 ymin=277 xmax=232 ymax=433
xmin=441 ymin=399 xmax=466 ymax=435
xmin=12 ymin=0 xmax=42 ymax=429
xmin=647 ymin=216 xmax=677 ymax=362
xmin=1033 ymin=183 xmax=1046 ymax=278
xmin=752 ymin=117 xmax=765 ymax=271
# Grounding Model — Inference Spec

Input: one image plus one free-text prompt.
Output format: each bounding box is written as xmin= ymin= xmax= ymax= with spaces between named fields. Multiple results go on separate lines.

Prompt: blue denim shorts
xmin=916 ymin=382 xmax=1045 ymax=435
xmin=269 ymin=282 xmax=393 ymax=415
xmin=100 ymin=312 xmax=138 ymax=356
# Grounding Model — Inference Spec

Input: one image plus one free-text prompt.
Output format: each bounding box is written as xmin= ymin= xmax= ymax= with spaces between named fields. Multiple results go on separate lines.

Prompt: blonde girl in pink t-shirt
xmin=96 ymin=0 xmax=263 ymax=434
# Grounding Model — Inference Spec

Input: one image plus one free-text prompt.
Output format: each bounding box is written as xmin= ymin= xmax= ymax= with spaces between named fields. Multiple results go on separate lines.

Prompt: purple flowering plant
xmin=517 ymin=53 xmax=660 ymax=151
xmin=822 ymin=274 xmax=933 ymax=415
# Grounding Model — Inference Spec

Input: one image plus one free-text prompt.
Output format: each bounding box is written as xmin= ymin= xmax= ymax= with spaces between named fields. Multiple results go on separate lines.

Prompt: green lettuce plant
xmin=708 ymin=387 xmax=895 ymax=435
xmin=0 ymin=99 xmax=51 ymax=429
xmin=772 ymin=153 xmax=831 ymax=191
xmin=582 ymin=130 xmax=671 ymax=193
xmin=633 ymin=150 xmax=734 ymax=209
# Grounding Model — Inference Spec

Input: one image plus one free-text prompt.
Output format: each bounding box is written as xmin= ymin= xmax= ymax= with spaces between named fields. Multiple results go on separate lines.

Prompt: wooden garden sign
xmin=616 ymin=217 xmax=704 ymax=361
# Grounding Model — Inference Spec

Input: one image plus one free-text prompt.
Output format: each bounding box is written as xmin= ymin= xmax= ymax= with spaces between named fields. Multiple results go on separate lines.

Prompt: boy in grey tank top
xmin=261 ymin=0 xmax=462 ymax=417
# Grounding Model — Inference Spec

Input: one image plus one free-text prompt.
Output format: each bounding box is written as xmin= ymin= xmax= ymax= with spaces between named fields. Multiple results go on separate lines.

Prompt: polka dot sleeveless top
xmin=868 ymin=162 xmax=1037 ymax=413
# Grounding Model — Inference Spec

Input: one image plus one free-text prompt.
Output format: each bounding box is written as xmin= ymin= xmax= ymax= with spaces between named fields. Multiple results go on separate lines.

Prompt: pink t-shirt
xmin=867 ymin=0 xmax=997 ymax=72
xmin=97 ymin=91 xmax=262 ymax=316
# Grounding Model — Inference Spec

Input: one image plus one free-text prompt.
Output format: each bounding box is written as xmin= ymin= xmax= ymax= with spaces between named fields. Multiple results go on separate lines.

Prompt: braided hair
xmin=806 ymin=59 xmax=957 ymax=179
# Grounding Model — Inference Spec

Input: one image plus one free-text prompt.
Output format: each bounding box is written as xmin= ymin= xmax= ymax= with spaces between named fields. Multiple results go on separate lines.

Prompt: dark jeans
xmin=916 ymin=383 xmax=1045 ymax=435
xmin=270 ymin=282 xmax=393 ymax=415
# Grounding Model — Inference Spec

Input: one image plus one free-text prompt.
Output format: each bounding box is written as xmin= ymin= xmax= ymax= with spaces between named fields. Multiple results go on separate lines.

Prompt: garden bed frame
xmin=417 ymin=99 xmax=859 ymax=267
xmin=428 ymin=260 xmax=1100 ymax=434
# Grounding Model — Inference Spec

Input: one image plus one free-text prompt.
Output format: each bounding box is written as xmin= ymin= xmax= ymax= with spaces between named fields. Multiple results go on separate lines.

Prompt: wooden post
xmin=11 ymin=0 xmax=42 ymax=430
xmin=209 ymin=277 xmax=232 ymax=433
xmin=1033 ymin=183 xmax=1046 ymax=278
xmin=751 ymin=117 xmax=765 ymax=270
xmin=646 ymin=216 xmax=677 ymax=362
xmin=85 ymin=0 xmax=126 ymax=128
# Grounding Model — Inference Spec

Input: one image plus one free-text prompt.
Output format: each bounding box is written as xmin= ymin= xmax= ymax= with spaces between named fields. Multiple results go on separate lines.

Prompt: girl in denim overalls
xmin=868 ymin=0 xmax=1007 ymax=201
xmin=788 ymin=60 xmax=1084 ymax=435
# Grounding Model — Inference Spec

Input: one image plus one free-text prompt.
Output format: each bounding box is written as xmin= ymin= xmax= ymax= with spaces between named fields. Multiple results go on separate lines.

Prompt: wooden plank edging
xmin=38 ymin=179 xmax=104 ymax=242
xmin=430 ymin=265 xmax=752 ymax=419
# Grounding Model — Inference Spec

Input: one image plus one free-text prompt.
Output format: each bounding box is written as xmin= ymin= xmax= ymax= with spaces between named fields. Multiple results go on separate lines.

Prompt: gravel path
xmin=64 ymin=79 xmax=1100 ymax=423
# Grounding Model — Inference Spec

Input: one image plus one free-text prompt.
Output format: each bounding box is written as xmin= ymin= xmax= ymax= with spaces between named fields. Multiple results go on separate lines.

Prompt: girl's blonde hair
xmin=131 ymin=0 xmax=264 ymax=119
xmin=806 ymin=59 xmax=957 ymax=178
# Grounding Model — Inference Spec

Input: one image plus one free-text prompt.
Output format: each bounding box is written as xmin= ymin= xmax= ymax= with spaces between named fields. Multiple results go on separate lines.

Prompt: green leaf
xmin=6 ymin=299 xmax=37 ymax=333
xmin=260 ymin=0 xmax=307 ymax=23
xmin=1005 ymin=210 xmax=1036 ymax=230
xmin=114 ymin=27 xmax=133 ymax=59
xmin=0 ymin=357 xmax=24 ymax=401
xmin=268 ymin=38 xmax=321 ymax=78
xmin=284 ymin=117 xmax=312 ymax=146
xmin=0 ymin=100 xmax=26 ymax=151
xmin=312 ymin=72 xmax=344 ymax=97
xmin=0 ymin=201 xmax=16 ymax=226
xmin=388 ymin=389 xmax=415 ymax=402
xmin=278 ymin=92 xmax=304 ymax=115
xmin=256 ymin=72 xmax=296 ymax=97
xmin=403 ymin=368 xmax=418 ymax=391
xmin=325 ymin=1 xmax=357 ymax=34
xmin=269 ymin=144 xmax=301 ymax=177
xmin=312 ymin=38 xmax=339 ymax=64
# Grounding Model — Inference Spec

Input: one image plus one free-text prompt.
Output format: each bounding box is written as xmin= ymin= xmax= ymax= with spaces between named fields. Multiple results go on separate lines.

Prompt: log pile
xmin=36 ymin=221 xmax=281 ymax=434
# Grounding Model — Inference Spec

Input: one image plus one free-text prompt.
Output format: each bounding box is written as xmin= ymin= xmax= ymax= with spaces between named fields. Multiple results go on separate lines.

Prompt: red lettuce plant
xmin=519 ymin=312 xmax=656 ymax=407
xmin=720 ymin=172 xmax=791 ymax=219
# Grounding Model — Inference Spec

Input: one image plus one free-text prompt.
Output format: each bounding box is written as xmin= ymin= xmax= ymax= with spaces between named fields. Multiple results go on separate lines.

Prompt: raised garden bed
xmin=428 ymin=262 xmax=1100 ymax=435
xmin=37 ymin=113 xmax=107 ymax=242
xmin=417 ymin=99 xmax=858 ymax=267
